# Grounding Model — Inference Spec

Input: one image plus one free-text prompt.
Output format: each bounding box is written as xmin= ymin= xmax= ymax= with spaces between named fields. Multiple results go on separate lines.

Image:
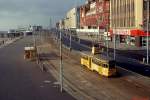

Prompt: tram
xmin=81 ymin=52 xmax=116 ymax=77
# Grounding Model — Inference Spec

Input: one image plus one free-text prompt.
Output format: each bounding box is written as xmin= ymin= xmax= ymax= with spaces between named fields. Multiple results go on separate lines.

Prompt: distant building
xmin=32 ymin=26 xmax=43 ymax=31
xmin=110 ymin=0 xmax=150 ymax=47
xmin=8 ymin=29 xmax=21 ymax=37
xmin=0 ymin=31 xmax=8 ymax=38
xmin=63 ymin=7 xmax=80 ymax=30
xmin=59 ymin=19 xmax=65 ymax=30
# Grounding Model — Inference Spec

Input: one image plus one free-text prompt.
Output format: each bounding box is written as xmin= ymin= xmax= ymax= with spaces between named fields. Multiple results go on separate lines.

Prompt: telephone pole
xmin=50 ymin=17 xmax=52 ymax=30
xmin=59 ymin=30 xmax=63 ymax=92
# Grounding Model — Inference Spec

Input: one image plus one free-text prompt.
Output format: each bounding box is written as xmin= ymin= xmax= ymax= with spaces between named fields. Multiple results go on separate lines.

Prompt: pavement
xmin=0 ymin=37 xmax=21 ymax=48
xmin=36 ymin=33 xmax=150 ymax=100
xmin=0 ymin=36 xmax=75 ymax=100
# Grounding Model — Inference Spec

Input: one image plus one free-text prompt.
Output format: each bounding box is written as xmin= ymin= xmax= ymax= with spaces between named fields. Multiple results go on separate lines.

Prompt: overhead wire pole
xmin=114 ymin=24 xmax=116 ymax=60
xmin=113 ymin=0 xmax=116 ymax=61
xmin=69 ymin=29 xmax=72 ymax=51
xmin=106 ymin=8 xmax=109 ymax=57
xmin=50 ymin=17 xmax=52 ymax=30
xmin=146 ymin=0 xmax=149 ymax=64
xmin=59 ymin=30 xmax=63 ymax=92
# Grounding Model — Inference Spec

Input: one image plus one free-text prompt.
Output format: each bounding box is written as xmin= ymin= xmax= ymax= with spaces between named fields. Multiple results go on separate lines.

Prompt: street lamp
xmin=69 ymin=29 xmax=72 ymax=51
xmin=114 ymin=24 xmax=116 ymax=60
xmin=59 ymin=30 xmax=63 ymax=92
xmin=106 ymin=24 xmax=109 ymax=57
xmin=146 ymin=0 xmax=149 ymax=64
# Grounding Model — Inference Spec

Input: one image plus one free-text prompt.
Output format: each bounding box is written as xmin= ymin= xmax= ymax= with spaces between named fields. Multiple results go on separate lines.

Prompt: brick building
xmin=80 ymin=0 xmax=110 ymax=31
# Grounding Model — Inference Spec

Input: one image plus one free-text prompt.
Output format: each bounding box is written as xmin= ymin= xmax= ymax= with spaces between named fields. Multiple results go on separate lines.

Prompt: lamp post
xmin=146 ymin=0 xmax=149 ymax=64
xmin=69 ymin=29 xmax=72 ymax=51
xmin=59 ymin=30 xmax=63 ymax=92
xmin=106 ymin=24 xmax=109 ymax=57
xmin=114 ymin=24 xmax=116 ymax=60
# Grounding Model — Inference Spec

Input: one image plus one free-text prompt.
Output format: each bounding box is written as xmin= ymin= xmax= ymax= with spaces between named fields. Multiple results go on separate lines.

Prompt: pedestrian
xmin=2 ymin=40 xmax=4 ymax=44
xmin=42 ymin=64 xmax=47 ymax=72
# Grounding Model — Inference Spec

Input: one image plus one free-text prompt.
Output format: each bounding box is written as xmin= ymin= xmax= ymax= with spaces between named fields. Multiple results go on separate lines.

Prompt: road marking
xmin=53 ymin=81 xmax=59 ymax=85
xmin=43 ymin=80 xmax=51 ymax=84
xmin=81 ymin=80 xmax=87 ymax=83
xmin=40 ymin=85 xmax=44 ymax=88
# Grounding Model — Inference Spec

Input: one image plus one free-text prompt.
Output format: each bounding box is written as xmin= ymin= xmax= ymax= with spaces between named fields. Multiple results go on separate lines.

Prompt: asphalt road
xmin=0 ymin=36 xmax=74 ymax=100
xmin=51 ymin=30 xmax=150 ymax=77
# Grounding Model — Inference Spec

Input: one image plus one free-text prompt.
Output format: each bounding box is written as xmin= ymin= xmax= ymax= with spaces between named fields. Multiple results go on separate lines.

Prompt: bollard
xmin=42 ymin=64 xmax=47 ymax=72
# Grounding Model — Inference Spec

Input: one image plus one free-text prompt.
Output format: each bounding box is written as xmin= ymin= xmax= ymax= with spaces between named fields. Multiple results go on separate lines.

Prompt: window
xmin=81 ymin=55 xmax=88 ymax=60
xmin=102 ymin=64 xmax=108 ymax=68
xmin=92 ymin=59 xmax=101 ymax=66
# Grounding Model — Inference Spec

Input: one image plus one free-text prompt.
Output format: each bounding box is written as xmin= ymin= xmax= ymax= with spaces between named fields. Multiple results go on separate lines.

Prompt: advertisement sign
xmin=113 ymin=29 xmax=131 ymax=35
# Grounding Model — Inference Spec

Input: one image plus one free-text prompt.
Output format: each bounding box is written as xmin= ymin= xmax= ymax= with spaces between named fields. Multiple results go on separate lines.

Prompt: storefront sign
xmin=113 ymin=29 xmax=131 ymax=35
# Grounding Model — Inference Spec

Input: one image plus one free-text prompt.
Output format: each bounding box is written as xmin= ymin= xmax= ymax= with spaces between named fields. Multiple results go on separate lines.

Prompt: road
xmin=79 ymin=39 xmax=150 ymax=61
xmin=50 ymin=30 xmax=150 ymax=77
xmin=0 ymin=36 xmax=74 ymax=100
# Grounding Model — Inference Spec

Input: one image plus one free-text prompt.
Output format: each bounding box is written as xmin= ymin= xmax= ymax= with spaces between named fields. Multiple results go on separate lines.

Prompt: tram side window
xmin=81 ymin=55 xmax=88 ymax=60
xmin=102 ymin=64 xmax=108 ymax=68
xmin=92 ymin=59 xmax=101 ymax=66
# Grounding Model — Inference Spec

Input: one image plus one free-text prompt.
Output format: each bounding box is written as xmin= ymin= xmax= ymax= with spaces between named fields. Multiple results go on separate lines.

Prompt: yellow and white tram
xmin=81 ymin=52 xmax=116 ymax=77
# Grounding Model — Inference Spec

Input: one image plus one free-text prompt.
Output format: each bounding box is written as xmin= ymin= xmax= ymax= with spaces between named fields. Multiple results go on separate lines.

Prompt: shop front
xmin=130 ymin=29 xmax=150 ymax=47
xmin=110 ymin=29 xmax=150 ymax=47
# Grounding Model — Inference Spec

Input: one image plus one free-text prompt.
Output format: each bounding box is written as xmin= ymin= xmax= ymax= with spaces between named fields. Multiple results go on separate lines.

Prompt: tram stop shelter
xmin=24 ymin=46 xmax=37 ymax=61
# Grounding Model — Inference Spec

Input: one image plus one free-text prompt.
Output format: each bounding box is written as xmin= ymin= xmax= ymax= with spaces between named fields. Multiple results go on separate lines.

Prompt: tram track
xmin=37 ymin=34 xmax=150 ymax=100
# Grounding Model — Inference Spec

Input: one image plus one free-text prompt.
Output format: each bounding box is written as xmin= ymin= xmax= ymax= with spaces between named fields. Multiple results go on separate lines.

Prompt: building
xmin=79 ymin=0 xmax=110 ymax=41
xmin=80 ymin=0 xmax=110 ymax=30
xmin=63 ymin=7 xmax=80 ymax=30
xmin=0 ymin=31 xmax=8 ymax=38
xmin=32 ymin=26 xmax=43 ymax=31
xmin=110 ymin=0 xmax=150 ymax=47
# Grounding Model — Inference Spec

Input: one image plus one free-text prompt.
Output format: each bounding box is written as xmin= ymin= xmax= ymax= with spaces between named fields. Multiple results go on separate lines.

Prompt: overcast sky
xmin=0 ymin=0 xmax=85 ymax=31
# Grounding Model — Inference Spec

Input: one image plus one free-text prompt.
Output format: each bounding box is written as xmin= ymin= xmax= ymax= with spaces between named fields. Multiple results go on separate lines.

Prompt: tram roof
xmin=94 ymin=54 xmax=114 ymax=61
xmin=80 ymin=51 xmax=114 ymax=61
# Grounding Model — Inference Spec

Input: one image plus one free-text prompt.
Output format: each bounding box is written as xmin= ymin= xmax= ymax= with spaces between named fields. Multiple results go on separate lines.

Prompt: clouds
xmin=0 ymin=0 xmax=85 ymax=30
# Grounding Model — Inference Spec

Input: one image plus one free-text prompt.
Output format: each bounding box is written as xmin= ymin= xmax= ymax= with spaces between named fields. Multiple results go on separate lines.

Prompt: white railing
xmin=76 ymin=29 xmax=99 ymax=33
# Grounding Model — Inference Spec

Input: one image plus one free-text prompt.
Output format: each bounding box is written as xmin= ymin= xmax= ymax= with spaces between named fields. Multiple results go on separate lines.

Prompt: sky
xmin=0 ymin=0 xmax=85 ymax=31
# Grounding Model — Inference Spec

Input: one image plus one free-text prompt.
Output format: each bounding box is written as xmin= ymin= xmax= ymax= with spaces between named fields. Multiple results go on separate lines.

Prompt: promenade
xmin=0 ymin=36 xmax=74 ymax=100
